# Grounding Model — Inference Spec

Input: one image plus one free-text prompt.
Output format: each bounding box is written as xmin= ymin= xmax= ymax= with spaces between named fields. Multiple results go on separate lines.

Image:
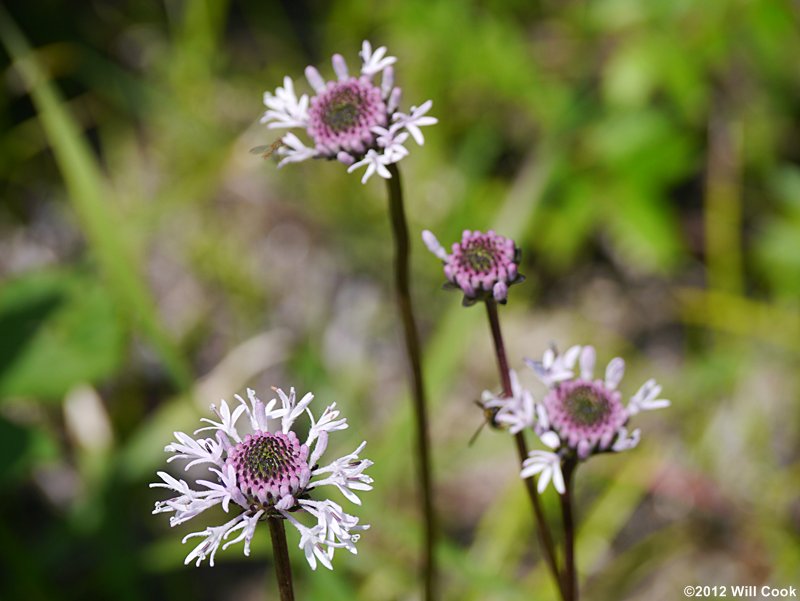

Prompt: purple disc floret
xmin=543 ymin=379 xmax=628 ymax=459
xmin=307 ymin=78 xmax=388 ymax=156
xmin=227 ymin=430 xmax=312 ymax=506
xmin=422 ymin=229 xmax=524 ymax=304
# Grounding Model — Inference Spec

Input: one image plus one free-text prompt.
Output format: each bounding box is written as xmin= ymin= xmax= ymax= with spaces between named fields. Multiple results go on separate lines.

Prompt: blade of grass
xmin=0 ymin=8 xmax=192 ymax=390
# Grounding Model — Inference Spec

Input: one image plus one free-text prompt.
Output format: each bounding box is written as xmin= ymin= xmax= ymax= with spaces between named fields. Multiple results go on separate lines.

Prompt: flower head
xmin=524 ymin=345 xmax=670 ymax=462
xmin=260 ymin=41 xmax=436 ymax=183
xmin=422 ymin=229 xmax=524 ymax=305
xmin=151 ymin=388 xmax=372 ymax=569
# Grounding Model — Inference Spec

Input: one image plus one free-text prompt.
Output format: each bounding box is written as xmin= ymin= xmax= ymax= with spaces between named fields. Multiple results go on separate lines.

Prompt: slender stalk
xmin=484 ymin=299 xmax=565 ymax=600
xmin=559 ymin=459 xmax=578 ymax=601
xmin=705 ymin=85 xmax=743 ymax=297
xmin=485 ymin=299 xmax=514 ymax=397
xmin=385 ymin=162 xmax=437 ymax=601
xmin=267 ymin=517 xmax=295 ymax=601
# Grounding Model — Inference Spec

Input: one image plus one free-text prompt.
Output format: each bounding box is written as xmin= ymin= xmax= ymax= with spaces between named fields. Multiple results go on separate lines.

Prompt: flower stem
xmin=484 ymin=299 xmax=565 ymax=601
xmin=560 ymin=459 xmax=578 ymax=601
xmin=385 ymin=162 xmax=437 ymax=601
xmin=268 ymin=516 xmax=295 ymax=601
xmin=485 ymin=299 xmax=514 ymax=397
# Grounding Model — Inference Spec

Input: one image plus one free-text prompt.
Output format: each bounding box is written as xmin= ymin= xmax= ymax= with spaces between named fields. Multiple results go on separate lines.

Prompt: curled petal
xmin=539 ymin=430 xmax=561 ymax=450
xmin=612 ymin=427 xmax=641 ymax=452
xmin=182 ymin=514 xmax=245 ymax=567
xmin=372 ymin=126 xmax=410 ymax=162
xmin=332 ymin=53 xmax=349 ymax=80
xmin=276 ymin=133 xmax=317 ymax=167
xmin=563 ymin=345 xmax=582 ymax=369
xmin=305 ymin=65 xmax=325 ymax=92
xmin=360 ymin=40 xmax=397 ymax=76
xmin=310 ymin=442 xmax=374 ymax=505
xmin=492 ymin=281 xmax=508 ymax=302
xmin=337 ymin=151 xmax=355 ymax=166
xmin=422 ymin=230 xmax=448 ymax=261
xmin=520 ymin=450 xmax=565 ymax=495
xmin=628 ymin=379 xmax=670 ymax=415
xmin=524 ymin=345 xmax=577 ymax=388
xmin=392 ymin=100 xmax=437 ymax=145
xmin=381 ymin=66 xmax=395 ymax=98
xmin=605 ymin=357 xmax=625 ymax=390
xmin=306 ymin=402 xmax=348 ymax=447
xmin=579 ymin=346 xmax=596 ymax=380
xmin=195 ymin=399 xmax=245 ymax=442
xmin=261 ymin=76 xmax=309 ymax=129
xmin=387 ymin=87 xmax=402 ymax=113
xmin=347 ymin=149 xmax=393 ymax=183
xmin=221 ymin=509 xmax=264 ymax=556
xmin=165 ymin=431 xmax=223 ymax=469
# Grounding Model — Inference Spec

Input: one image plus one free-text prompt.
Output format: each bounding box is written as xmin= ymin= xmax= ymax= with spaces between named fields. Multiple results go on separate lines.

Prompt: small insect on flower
xmin=259 ymin=41 xmax=437 ymax=183
xmin=479 ymin=369 xmax=536 ymax=437
xmin=249 ymin=138 xmax=286 ymax=160
xmin=467 ymin=398 xmax=504 ymax=446
xmin=150 ymin=387 xmax=373 ymax=570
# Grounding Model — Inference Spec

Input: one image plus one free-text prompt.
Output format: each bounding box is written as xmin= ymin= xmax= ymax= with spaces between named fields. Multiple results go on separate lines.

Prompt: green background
xmin=1 ymin=1 xmax=798 ymax=599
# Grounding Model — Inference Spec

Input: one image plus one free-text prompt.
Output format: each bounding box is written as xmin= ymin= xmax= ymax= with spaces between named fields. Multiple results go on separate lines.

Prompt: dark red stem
xmin=485 ymin=299 xmax=566 ymax=601
xmin=385 ymin=162 xmax=437 ymax=601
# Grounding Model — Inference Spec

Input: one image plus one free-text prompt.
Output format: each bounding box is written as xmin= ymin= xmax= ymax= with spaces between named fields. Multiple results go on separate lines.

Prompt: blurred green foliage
xmin=1 ymin=1 xmax=798 ymax=600
xmin=0 ymin=268 xmax=123 ymax=399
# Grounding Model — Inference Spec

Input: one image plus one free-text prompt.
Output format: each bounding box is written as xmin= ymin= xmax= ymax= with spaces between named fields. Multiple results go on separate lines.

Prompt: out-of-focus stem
xmin=268 ymin=517 xmax=295 ymax=601
xmin=485 ymin=299 xmax=565 ymax=601
xmin=705 ymin=97 xmax=743 ymax=296
xmin=560 ymin=459 xmax=578 ymax=601
xmin=385 ymin=162 xmax=437 ymax=601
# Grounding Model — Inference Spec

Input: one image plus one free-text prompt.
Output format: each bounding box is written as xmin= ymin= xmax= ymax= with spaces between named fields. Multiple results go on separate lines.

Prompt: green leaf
xmin=533 ymin=179 xmax=599 ymax=268
xmin=0 ymin=415 xmax=33 ymax=483
xmin=604 ymin=183 xmax=684 ymax=272
xmin=0 ymin=414 xmax=57 ymax=483
xmin=0 ymin=269 xmax=124 ymax=401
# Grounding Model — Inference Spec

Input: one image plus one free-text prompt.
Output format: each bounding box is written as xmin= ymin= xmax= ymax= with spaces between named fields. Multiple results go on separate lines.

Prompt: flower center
xmin=243 ymin=435 xmax=294 ymax=479
xmin=543 ymin=379 xmax=627 ymax=456
xmin=464 ymin=244 xmax=495 ymax=273
xmin=564 ymin=385 xmax=610 ymax=426
xmin=323 ymin=88 xmax=362 ymax=132
xmin=307 ymin=78 xmax=387 ymax=157
xmin=228 ymin=431 xmax=310 ymax=504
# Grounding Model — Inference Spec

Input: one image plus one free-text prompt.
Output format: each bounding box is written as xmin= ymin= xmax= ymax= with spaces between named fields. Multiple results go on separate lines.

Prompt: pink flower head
xmin=151 ymin=388 xmax=372 ymax=569
xmin=422 ymin=229 xmax=524 ymax=305
xmin=542 ymin=379 xmax=628 ymax=459
xmin=525 ymin=345 xmax=669 ymax=461
xmin=260 ymin=41 xmax=437 ymax=183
